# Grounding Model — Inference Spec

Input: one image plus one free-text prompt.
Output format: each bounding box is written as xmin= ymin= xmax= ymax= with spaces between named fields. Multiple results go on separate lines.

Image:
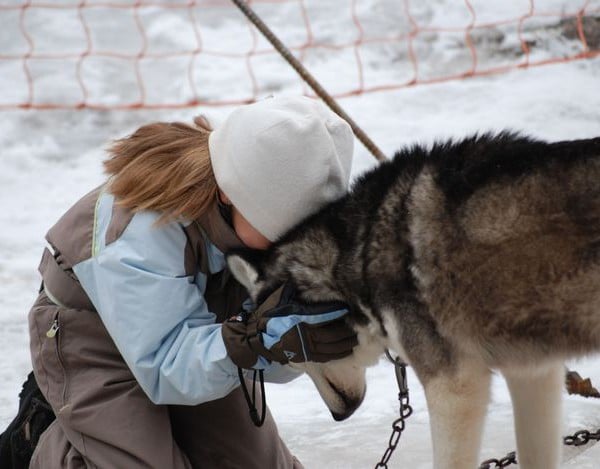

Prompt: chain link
xmin=564 ymin=428 xmax=600 ymax=446
xmin=478 ymin=428 xmax=600 ymax=468
xmin=479 ymin=451 xmax=517 ymax=468
xmin=375 ymin=352 xmax=413 ymax=469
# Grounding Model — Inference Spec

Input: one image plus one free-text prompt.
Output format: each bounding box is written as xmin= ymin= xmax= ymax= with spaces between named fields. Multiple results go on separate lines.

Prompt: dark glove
xmin=221 ymin=283 xmax=357 ymax=369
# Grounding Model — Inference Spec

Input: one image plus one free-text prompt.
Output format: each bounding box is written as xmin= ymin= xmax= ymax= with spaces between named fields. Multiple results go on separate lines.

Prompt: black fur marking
xmin=226 ymin=248 xmax=266 ymax=272
xmin=422 ymin=133 xmax=600 ymax=206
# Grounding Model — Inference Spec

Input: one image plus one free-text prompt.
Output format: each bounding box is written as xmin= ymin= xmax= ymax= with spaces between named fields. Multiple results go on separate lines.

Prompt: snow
xmin=1 ymin=0 xmax=600 ymax=467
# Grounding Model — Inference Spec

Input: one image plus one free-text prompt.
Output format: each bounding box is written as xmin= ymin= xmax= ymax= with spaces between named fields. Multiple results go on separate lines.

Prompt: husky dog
xmin=227 ymin=133 xmax=600 ymax=469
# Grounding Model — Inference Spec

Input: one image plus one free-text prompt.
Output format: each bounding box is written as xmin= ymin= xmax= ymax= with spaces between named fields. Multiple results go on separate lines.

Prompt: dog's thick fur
xmin=227 ymin=133 xmax=600 ymax=469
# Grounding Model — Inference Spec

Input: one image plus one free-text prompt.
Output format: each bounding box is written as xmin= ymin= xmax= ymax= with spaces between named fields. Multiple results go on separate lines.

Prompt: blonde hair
xmin=104 ymin=116 xmax=217 ymax=224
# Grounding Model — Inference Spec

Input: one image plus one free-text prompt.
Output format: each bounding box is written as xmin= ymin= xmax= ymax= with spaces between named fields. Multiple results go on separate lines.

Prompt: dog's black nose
xmin=330 ymin=403 xmax=359 ymax=421
xmin=330 ymin=411 xmax=349 ymax=421
xmin=329 ymin=389 xmax=365 ymax=421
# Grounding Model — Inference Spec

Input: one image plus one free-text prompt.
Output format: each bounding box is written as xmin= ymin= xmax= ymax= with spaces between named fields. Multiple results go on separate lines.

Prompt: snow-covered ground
xmin=1 ymin=1 xmax=600 ymax=467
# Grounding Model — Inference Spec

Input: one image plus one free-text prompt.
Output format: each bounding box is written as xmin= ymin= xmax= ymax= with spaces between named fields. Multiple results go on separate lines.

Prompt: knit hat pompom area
xmin=208 ymin=96 xmax=354 ymax=242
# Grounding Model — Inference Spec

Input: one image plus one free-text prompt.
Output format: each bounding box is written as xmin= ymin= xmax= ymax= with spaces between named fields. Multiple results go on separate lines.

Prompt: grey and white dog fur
xmin=227 ymin=132 xmax=600 ymax=469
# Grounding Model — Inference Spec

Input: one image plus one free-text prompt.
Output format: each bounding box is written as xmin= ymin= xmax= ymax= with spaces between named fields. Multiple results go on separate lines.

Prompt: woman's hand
xmin=221 ymin=284 xmax=357 ymax=369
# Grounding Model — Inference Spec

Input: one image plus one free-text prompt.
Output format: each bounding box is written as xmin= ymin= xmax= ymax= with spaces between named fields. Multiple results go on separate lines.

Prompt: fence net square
xmin=0 ymin=0 xmax=598 ymax=109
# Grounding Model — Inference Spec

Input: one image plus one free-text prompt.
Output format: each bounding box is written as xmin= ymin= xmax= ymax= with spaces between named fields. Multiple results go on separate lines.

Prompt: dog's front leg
xmin=502 ymin=362 xmax=563 ymax=469
xmin=422 ymin=360 xmax=491 ymax=469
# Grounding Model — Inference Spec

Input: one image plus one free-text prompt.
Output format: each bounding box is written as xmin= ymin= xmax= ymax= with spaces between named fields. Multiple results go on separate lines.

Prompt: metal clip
xmin=385 ymin=349 xmax=408 ymax=395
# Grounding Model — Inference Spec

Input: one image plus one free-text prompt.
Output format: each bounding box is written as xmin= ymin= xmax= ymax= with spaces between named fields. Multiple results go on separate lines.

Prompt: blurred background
xmin=1 ymin=0 xmax=600 ymax=467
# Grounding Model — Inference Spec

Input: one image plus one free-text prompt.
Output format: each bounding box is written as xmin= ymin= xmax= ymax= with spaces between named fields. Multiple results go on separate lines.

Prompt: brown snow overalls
xmin=28 ymin=186 xmax=302 ymax=468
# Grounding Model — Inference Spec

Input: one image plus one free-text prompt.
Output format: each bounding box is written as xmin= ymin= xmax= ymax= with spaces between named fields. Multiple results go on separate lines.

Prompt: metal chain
xmin=479 ymin=428 xmax=600 ymax=468
xmin=564 ymin=428 xmax=600 ymax=446
xmin=375 ymin=351 xmax=413 ymax=469
xmin=479 ymin=451 xmax=517 ymax=469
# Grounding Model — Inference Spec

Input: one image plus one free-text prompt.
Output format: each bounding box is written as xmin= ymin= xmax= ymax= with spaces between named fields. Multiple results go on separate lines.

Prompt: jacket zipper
xmin=46 ymin=312 xmax=69 ymax=406
xmin=46 ymin=319 xmax=59 ymax=338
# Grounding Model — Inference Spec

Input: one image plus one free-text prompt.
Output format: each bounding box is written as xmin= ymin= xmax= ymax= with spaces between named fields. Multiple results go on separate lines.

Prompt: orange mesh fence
xmin=0 ymin=0 xmax=598 ymax=110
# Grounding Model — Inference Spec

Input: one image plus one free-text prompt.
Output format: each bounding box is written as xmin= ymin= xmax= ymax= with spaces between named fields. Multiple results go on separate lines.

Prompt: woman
xmin=25 ymin=96 xmax=356 ymax=468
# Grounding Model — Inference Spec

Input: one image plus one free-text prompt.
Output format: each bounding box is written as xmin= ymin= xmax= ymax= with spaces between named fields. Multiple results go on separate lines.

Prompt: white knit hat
xmin=208 ymin=96 xmax=354 ymax=241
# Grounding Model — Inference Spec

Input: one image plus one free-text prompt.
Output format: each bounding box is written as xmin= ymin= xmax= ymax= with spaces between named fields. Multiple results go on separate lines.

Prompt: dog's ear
xmin=226 ymin=249 xmax=265 ymax=298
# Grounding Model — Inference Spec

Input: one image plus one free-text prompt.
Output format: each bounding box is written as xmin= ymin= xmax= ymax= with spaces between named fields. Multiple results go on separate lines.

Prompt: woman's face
xmin=231 ymin=206 xmax=271 ymax=250
xmin=219 ymin=190 xmax=271 ymax=250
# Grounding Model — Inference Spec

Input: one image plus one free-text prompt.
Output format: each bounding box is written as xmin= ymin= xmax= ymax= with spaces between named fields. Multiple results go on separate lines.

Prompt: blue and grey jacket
xmin=38 ymin=185 xmax=300 ymax=406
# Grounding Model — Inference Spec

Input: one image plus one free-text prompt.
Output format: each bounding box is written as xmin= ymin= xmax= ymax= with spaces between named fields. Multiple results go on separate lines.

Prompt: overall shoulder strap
xmin=40 ymin=186 xmax=107 ymax=311
xmin=193 ymin=204 xmax=249 ymax=322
